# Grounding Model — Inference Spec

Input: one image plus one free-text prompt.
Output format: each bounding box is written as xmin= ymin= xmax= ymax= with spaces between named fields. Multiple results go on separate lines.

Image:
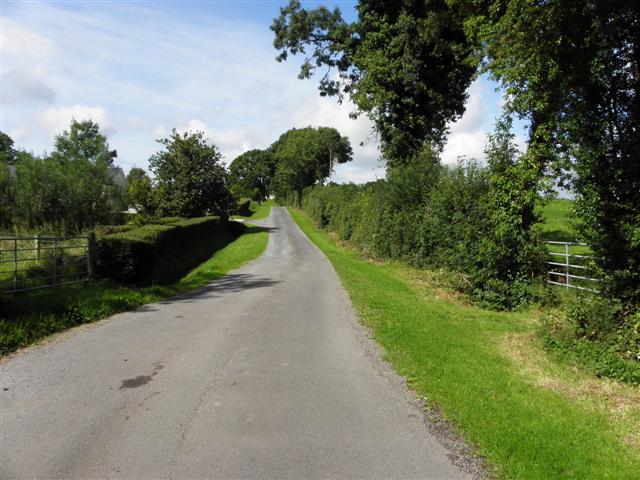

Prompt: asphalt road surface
xmin=1 ymin=207 xmax=471 ymax=479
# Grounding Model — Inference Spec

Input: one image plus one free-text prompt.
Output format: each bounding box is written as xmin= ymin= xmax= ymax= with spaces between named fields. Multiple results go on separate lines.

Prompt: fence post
xmin=35 ymin=234 xmax=40 ymax=260
xmin=87 ymin=232 xmax=96 ymax=280
xmin=52 ymin=239 xmax=57 ymax=285
xmin=565 ymin=242 xmax=570 ymax=289
xmin=13 ymin=238 xmax=18 ymax=291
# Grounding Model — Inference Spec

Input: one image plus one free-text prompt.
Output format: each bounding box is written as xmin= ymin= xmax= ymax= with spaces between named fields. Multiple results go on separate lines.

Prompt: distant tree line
xmin=1 ymin=121 xmax=352 ymax=234
xmin=228 ymin=126 xmax=352 ymax=203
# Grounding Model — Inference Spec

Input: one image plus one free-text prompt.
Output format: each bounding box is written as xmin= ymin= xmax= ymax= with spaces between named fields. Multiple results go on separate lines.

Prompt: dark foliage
xmin=96 ymin=217 xmax=243 ymax=285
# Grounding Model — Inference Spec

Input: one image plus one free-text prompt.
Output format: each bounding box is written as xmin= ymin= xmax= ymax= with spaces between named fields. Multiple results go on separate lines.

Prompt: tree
xmin=272 ymin=0 xmax=477 ymax=163
xmin=270 ymin=126 xmax=352 ymax=199
xmin=0 ymin=131 xmax=16 ymax=165
xmin=126 ymin=168 xmax=157 ymax=216
xmin=50 ymin=119 xmax=117 ymax=167
xmin=126 ymin=167 xmax=147 ymax=184
xmin=149 ymin=130 xmax=234 ymax=218
xmin=45 ymin=119 xmax=126 ymax=230
xmin=466 ymin=0 xmax=640 ymax=305
xmin=0 ymin=132 xmax=16 ymax=228
xmin=228 ymin=149 xmax=276 ymax=202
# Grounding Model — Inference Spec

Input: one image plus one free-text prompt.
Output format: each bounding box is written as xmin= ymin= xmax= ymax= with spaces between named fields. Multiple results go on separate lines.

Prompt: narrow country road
xmin=1 ymin=207 xmax=470 ymax=479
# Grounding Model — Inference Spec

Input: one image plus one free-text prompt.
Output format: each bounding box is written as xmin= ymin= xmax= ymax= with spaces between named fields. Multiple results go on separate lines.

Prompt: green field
xmin=290 ymin=207 xmax=640 ymax=479
xmin=0 ymin=225 xmax=269 ymax=355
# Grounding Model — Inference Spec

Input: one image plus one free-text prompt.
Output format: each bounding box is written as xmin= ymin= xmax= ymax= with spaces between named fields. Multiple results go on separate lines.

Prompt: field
xmin=539 ymin=198 xmax=592 ymax=256
xmin=290 ymin=207 xmax=640 ymax=479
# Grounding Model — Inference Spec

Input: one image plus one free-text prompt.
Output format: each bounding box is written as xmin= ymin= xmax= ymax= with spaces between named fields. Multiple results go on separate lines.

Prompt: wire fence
xmin=0 ymin=234 xmax=95 ymax=293
xmin=546 ymin=241 xmax=601 ymax=293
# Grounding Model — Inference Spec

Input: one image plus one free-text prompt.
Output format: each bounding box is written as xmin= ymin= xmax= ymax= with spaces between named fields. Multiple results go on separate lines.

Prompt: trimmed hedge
xmin=96 ymin=217 xmax=244 ymax=284
xmin=236 ymin=199 xmax=253 ymax=217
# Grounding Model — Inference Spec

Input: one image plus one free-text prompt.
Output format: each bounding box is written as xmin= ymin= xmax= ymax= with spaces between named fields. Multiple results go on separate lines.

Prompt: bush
xmin=96 ymin=216 xmax=244 ymax=284
xmin=565 ymin=295 xmax=622 ymax=340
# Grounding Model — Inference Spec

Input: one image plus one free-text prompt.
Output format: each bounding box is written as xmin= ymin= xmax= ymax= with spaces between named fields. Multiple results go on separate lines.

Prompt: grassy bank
xmin=0 ymin=225 xmax=268 ymax=355
xmin=290 ymin=207 xmax=640 ymax=479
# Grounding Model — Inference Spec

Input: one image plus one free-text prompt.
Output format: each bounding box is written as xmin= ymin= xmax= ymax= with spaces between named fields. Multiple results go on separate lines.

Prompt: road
xmin=1 ymin=207 xmax=471 ymax=479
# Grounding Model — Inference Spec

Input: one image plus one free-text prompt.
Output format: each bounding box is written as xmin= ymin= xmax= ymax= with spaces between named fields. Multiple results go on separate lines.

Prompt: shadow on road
xmin=136 ymin=273 xmax=281 ymax=311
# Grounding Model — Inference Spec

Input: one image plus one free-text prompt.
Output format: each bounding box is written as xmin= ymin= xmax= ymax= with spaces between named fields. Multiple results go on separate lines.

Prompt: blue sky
xmin=1 ymin=0 xmax=521 ymax=183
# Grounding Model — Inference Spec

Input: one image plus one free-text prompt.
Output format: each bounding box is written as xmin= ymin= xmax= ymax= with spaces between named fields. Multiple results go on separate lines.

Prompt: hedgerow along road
xmin=1 ymin=207 xmax=470 ymax=479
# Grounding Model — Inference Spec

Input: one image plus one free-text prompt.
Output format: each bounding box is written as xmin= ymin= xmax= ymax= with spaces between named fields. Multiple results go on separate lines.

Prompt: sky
xmin=1 ymin=0 xmax=525 ymax=183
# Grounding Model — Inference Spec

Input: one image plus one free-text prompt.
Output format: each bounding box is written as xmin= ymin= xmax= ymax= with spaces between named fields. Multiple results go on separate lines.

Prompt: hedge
xmin=235 ymin=199 xmax=253 ymax=217
xmin=96 ymin=216 xmax=244 ymax=284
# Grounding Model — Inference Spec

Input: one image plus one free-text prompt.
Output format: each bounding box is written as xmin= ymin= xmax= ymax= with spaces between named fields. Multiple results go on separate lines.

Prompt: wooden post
xmin=35 ymin=234 xmax=40 ymax=260
xmin=87 ymin=232 xmax=96 ymax=280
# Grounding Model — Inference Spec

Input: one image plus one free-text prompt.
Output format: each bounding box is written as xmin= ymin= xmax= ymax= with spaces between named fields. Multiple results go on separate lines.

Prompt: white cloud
xmin=1 ymin=18 xmax=59 ymax=106
xmin=174 ymin=119 xmax=253 ymax=164
xmin=8 ymin=124 xmax=28 ymax=142
xmin=441 ymin=79 xmax=495 ymax=164
xmin=0 ymin=17 xmax=56 ymax=60
xmin=2 ymin=66 xmax=56 ymax=104
xmin=37 ymin=105 xmax=110 ymax=136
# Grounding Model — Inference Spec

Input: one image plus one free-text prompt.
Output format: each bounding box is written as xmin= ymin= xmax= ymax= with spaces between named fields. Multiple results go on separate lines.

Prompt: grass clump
xmin=290 ymin=207 xmax=640 ymax=479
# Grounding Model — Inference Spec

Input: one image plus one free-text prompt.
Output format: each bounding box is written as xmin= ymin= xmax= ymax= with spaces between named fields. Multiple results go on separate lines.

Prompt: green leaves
xmin=272 ymin=0 xmax=478 ymax=163
xmin=270 ymin=126 xmax=353 ymax=199
xmin=149 ymin=130 xmax=234 ymax=218
xmin=228 ymin=149 xmax=275 ymax=202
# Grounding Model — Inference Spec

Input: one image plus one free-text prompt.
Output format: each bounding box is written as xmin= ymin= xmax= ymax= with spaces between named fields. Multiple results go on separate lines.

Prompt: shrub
xmin=565 ymin=295 xmax=622 ymax=340
xmin=96 ymin=216 xmax=244 ymax=284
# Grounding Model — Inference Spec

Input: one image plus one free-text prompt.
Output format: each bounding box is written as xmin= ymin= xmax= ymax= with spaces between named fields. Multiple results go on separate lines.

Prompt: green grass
xmin=231 ymin=199 xmax=274 ymax=221
xmin=538 ymin=199 xmax=593 ymax=255
xmin=290 ymin=207 xmax=640 ymax=479
xmin=539 ymin=198 xmax=578 ymax=241
xmin=0 ymin=225 xmax=268 ymax=355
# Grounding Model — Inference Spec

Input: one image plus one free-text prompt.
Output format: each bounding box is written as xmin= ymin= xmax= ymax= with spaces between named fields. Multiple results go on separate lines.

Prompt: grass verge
xmin=231 ymin=200 xmax=274 ymax=221
xmin=290 ymin=207 xmax=640 ymax=479
xmin=0 ymin=225 xmax=268 ymax=355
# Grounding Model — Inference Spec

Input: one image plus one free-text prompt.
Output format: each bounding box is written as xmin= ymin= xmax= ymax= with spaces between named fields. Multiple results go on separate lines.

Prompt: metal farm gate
xmin=546 ymin=241 xmax=601 ymax=293
xmin=0 ymin=234 xmax=95 ymax=293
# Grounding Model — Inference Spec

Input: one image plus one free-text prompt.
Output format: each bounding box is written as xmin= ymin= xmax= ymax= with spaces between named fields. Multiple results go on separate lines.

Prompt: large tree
xmin=270 ymin=126 xmax=352 ymax=199
xmin=272 ymin=0 xmax=477 ymax=163
xmin=228 ymin=149 xmax=276 ymax=202
xmin=149 ymin=130 xmax=234 ymax=218
xmin=466 ymin=0 xmax=640 ymax=304
xmin=0 ymin=132 xmax=16 ymax=228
